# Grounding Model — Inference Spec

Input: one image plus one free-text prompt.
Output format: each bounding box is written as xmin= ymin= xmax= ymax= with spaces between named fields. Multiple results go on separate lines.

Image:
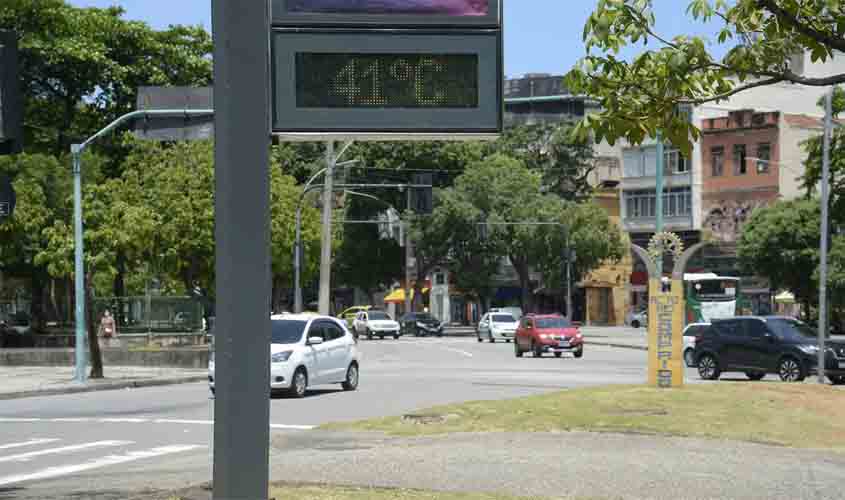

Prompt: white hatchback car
xmin=352 ymin=310 xmax=401 ymax=340
xmin=208 ymin=314 xmax=360 ymax=398
xmin=477 ymin=312 xmax=519 ymax=343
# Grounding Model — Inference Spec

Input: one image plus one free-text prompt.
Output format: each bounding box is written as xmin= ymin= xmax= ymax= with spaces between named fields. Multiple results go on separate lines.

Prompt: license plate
xmin=558 ymin=341 xmax=570 ymax=348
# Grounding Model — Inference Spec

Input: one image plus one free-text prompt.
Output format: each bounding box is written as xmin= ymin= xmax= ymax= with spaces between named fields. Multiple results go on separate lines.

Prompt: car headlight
xmin=541 ymin=333 xmax=553 ymax=339
xmin=271 ymin=350 xmax=293 ymax=363
xmin=798 ymin=344 xmax=819 ymax=354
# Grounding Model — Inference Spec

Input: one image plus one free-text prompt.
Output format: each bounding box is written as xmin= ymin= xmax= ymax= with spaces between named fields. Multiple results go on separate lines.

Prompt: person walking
xmin=98 ymin=309 xmax=117 ymax=339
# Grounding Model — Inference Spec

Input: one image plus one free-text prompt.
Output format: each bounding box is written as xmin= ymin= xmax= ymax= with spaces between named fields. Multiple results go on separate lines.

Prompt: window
xmin=756 ymin=143 xmax=771 ymax=173
xmin=368 ymin=311 xmax=390 ymax=320
xmin=711 ymin=146 xmax=724 ymax=177
xmin=683 ymin=325 xmax=710 ymax=337
xmin=536 ymin=317 xmax=572 ymax=328
xmin=491 ymin=314 xmax=516 ymax=323
xmin=733 ymin=144 xmax=747 ymax=175
xmin=714 ymin=320 xmax=745 ymax=337
xmin=272 ymin=320 xmax=307 ymax=344
xmin=320 ymin=322 xmax=345 ymax=341
xmin=747 ymin=320 xmax=768 ymax=339
xmin=625 ymin=187 xmax=691 ymax=219
xmin=665 ymin=149 xmax=689 ymax=174
xmin=623 ymin=149 xmax=644 ymax=178
xmin=435 ymin=273 xmax=446 ymax=285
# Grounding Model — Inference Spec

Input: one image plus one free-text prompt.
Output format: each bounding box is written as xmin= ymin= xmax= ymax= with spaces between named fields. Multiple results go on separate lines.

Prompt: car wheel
xmin=477 ymin=336 xmax=483 ymax=343
xmin=574 ymin=347 xmax=584 ymax=358
xmin=489 ymin=335 xmax=495 ymax=343
xmin=554 ymin=352 xmax=562 ymax=358
xmin=288 ymin=367 xmax=308 ymax=398
xmin=745 ymin=371 xmax=766 ymax=381
xmin=514 ymin=341 xmax=523 ymax=358
xmin=416 ymin=328 xmax=423 ymax=337
xmin=379 ymin=334 xmax=384 ymax=340
xmin=342 ymin=363 xmax=359 ymax=391
xmin=778 ymin=357 xmax=805 ymax=382
xmin=366 ymin=329 xmax=373 ymax=341
xmin=532 ymin=341 xmax=543 ymax=358
xmin=631 ymin=320 xmax=640 ymax=329
xmin=684 ymin=349 xmax=696 ymax=367
xmin=697 ymin=354 xmax=720 ymax=380
xmin=393 ymin=333 xmax=399 ymax=340
xmin=828 ymin=375 xmax=845 ymax=385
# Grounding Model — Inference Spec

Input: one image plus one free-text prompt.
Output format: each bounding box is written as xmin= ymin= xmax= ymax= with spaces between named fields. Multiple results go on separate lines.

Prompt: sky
xmin=67 ymin=0 xmax=730 ymax=78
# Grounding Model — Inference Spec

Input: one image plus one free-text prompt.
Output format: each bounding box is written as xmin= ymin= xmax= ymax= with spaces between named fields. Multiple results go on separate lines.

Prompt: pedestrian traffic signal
xmin=0 ymin=31 xmax=22 ymax=154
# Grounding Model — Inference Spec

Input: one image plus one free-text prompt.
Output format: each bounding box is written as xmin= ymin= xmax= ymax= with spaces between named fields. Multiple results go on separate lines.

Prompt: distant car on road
xmin=208 ymin=313 xmax=360 ymax=398
xmin=477 ymin=312 xmax=518 ymax=343
xmin=514 ymin=314 xmax=583 ymax=359
xmin=683 ymin=322 xmax=711 ymax=367
xmin=338 ymin=306 xmax=372 ymax=328
xmin=694 ymin=316 xmax=845 ymax=384
xmin=353 ymin=309 xmax=400 ymax=340
xmin=399 ymin=312 xmax=443 ymax=337
xmin=0 ymin=312 xmax=34 ymax=348
xmin=626 ymin=310 xmax=647 ymax=329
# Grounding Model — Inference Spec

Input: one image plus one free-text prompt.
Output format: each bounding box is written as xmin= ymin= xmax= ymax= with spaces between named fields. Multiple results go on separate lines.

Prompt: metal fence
xmin=92 ymin=296 xmax=204 ymax=333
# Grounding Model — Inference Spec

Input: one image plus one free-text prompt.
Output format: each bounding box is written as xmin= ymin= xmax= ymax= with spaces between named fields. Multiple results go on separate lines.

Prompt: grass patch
xmin=323 ymin=383 xmax=845 ymax=450
xmin=268 ymin=484 xmax=578 ymax=500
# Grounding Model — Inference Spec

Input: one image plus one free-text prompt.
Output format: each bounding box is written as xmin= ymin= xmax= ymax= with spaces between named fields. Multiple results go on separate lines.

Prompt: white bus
xmin=684 ymin=273 xmax=742 ymax=324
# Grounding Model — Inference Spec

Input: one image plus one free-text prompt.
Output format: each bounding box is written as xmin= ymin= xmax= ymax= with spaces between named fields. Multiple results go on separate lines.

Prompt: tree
xmin=0 ymin=0 xmax=212 ymax=157
xmin=566 ymin=0 xmax=845 ymax=153
xmin=737 ymin=199 xmax=822 ymax=319
xmin=802 ymin=86 xmax=845 ymax=221
xmin=490 ymin=122 xmax=596 ymax=200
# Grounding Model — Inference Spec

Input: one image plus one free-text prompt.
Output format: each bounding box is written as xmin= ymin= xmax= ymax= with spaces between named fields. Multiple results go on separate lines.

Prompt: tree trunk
xmin=85 ymin=276 xmax=104 ymax=379
xmin=30 ymin=272 xmax=46 ymax=333
xmin=510 ymin=256 xmax=533 ymax=313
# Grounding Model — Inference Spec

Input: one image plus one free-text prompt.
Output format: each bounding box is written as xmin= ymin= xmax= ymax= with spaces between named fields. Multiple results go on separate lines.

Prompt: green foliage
xmin=490 ymin=122 xmax=596 ymax=200
xmin=567 ymin=0 xmax=845 ymax=154
xmin=0 ymin=0 xmax=212 ymax=156
xmin=802 ymin=86 xmax=845 ymax=222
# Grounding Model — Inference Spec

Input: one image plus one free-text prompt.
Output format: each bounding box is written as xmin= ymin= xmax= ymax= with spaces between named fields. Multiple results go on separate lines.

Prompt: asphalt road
xmin=0 ymin=336 xmax=648 ymax=499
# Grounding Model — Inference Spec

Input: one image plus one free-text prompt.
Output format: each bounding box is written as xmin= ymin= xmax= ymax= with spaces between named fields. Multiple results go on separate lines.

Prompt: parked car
xmin=353 ymin=309 xmax=400 ymax=340
xmin=399 ymin=312 xmax=443 ymax=337
xmin=683 ymin=322 xmax=711 ymax=367
xmin=514 ymin=314 xmax=584 ymax=358
xmin=626 ymin=310 xmax=647 ymax=328
xmin=0 ymin=312 xmax=34 ymax=348
xmin=477 ymin=312 xmax=518 ymax=343
xmin=694 ymin=316 xmax=845 ymax=384
xmin=338 ymin=306 xmax=372 ymax=327
xmin=489 ymin=307 xmax=523 ymax=321
xmin=208 ymin=313 xmax=360 ymax=398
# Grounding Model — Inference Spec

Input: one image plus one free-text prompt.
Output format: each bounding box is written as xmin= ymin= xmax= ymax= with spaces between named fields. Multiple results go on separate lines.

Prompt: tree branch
xmin=757 ymin=0 xmax=845 ymax=53
xmin=679 ymin=76 xmax=786 ymax=105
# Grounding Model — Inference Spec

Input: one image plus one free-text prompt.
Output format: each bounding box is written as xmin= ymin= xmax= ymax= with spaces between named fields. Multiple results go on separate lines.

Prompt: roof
xmin=524 ymin=313 xmax=564 ymax=318
xmin=784 ymin=114 xmax=845 ymax=129
xmin=270 ymin=313 xmax=324 ymax=321
xmin=712 ymin=316 xmax=797 ymax=322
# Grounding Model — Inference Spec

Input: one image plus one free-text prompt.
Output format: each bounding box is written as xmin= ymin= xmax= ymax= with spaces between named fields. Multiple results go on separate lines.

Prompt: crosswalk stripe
xmin=0 ymin=440 xmax=132 ymax=463
xmin=0 ymin=444 xmax=205 ymax=487
xmin=0 ymin=439 xmax=61 ymax=451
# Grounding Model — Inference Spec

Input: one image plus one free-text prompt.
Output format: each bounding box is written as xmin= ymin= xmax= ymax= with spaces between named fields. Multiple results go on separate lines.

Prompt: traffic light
xmin=0 ymin=31 xmax=22 ymax=154
xmin=411 ymin=173 xmax=433 ymax=214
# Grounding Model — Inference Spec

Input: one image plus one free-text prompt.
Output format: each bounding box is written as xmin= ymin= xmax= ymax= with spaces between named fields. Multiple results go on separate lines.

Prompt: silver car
xmin=477 ymin=312 xmax=519 ymax=343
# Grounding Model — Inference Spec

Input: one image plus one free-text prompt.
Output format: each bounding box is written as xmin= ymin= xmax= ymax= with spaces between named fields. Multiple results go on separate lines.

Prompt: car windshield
xmin=491 ymin=314 xmax=515 ymax=323
xmin=368 ymin=312 xmax=390 ymax=320
xmin=767 ymin=319 xmax=822 ymax=341
xmin=415 ymin=314 xmax=434 ymax=321
xmin=271 ymin=320 xmax=307 ymax=344
xmin=535 ymin=317 xmax=571 ymax=328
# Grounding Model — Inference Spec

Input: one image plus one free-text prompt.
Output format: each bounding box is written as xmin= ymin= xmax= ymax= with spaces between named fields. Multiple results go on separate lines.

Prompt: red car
xmin=514 ymin=314 xmax=584 ymax=358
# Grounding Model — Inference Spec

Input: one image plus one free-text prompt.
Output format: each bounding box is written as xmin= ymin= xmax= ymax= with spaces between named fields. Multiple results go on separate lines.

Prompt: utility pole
xmin=819 ymin=87 xmax=833 ymax=384
xmin=404 ymin=188 xmax=413 ymax=315
xmin=318 ymin=142 xmax=335 ymax=315
xmin=655 ymin=131 xmax=665 ymax=276
xmin=71 ymin=147 xmax=86 ymax=383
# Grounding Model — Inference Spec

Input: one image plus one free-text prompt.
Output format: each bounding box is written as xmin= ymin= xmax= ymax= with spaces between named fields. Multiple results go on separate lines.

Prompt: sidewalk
xmin=0 ymin=366 xmax=208 ymax=400
xmin=583 ymin=326 xmax=648 ymax=350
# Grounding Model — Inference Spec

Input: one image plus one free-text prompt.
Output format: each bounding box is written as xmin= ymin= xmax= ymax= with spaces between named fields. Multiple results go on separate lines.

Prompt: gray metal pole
xmin=319 ymin=142 xmax=336 ymax=315
xmin=655 ymin=131 xmax=665 ymax=276
xmin=211 ymin=0 xmax=270 ymax=498
xmin=819 ymin=88 xmax=833 ymax=384
xmin=405 ymin=189 xmax=413 ymax=315
xmin=294 ymin=203 xmax=304 ymax=314
xmin=71 ymin=146 xmax=87 ymax=383
xmin=566 ymin=239 xmax=573 ymax=321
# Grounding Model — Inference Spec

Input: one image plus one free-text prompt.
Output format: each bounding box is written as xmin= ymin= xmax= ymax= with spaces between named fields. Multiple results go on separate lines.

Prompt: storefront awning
xmin=774 ymin=291 xmax=796 ymax=304
xmin=384 ymin=288 xmax=429 ymax=304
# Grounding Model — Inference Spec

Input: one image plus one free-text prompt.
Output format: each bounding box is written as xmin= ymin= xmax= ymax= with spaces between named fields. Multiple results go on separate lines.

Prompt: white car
xmin=477 ymin=312 xmax=519 ymax=343
xmin=208 ymin=313 xmax=359 ymax=398
xmin=353 ymin=309 xmax=401 ymax=340
xmin=683 ymin=322 xmax=711 ymax=368
xmin=490 ymin=307 xmax=523 ymax=321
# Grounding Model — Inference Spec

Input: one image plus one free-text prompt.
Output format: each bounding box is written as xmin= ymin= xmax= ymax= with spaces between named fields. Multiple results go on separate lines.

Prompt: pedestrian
xmin=98 ymin=309 xmax=117 ymax=339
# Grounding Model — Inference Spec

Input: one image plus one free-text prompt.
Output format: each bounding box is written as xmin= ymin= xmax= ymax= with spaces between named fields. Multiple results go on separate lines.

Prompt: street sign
xmin=135 ymin=87 xmax=214 ymax=141
xmin=0 ymin=174 xmax=15 ymax=221
xmin=647 ymin=278 xmax=685 ymax=388
xmin=271 ymin=0 xmax=503 ymax=139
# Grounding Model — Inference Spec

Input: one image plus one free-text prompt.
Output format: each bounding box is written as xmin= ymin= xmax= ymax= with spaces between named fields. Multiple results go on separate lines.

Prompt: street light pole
xmin=318 ymin=142 xmax=336 ymax=316
xmin=655 ymin=131 xmax=665 ymax=276
xmin=294 ymin=168 xmax=328 ymax=313
xmin=819 ymin=87 xmax=833 ymax=384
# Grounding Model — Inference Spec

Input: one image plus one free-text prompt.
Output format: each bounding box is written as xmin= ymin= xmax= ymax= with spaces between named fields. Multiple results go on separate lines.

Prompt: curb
xmin=588 ymin=341 xmax=648 ymax=351
xmin=0 ymin=375 xmax=208 ymax=401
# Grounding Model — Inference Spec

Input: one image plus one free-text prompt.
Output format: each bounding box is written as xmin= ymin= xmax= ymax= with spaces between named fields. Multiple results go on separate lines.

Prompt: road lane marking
xmin=0 ymin=417 xmax=314 ymax=430
xmin=0 ymin=440 xmax=132 ymax=463
xmin=441 ymin=347 xmax=474 ymax=358
xmin=0 ymin=438 xmax=61 ymax=451
xmin=0 ymin=444 xmax=205 ymax=487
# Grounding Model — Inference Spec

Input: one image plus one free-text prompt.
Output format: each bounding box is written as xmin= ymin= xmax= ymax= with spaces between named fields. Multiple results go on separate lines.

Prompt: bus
xmin=684 ymin=273 xmax=742 ymax=324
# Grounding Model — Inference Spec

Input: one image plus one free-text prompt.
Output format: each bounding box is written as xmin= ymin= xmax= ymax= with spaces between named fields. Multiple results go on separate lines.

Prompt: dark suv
xmin=694 ymin=316 xmax=845 ymax=384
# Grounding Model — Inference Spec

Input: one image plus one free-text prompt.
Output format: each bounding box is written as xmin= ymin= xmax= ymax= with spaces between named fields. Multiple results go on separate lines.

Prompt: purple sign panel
xmin=288 ymin=0 xmax=488 ymax=15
